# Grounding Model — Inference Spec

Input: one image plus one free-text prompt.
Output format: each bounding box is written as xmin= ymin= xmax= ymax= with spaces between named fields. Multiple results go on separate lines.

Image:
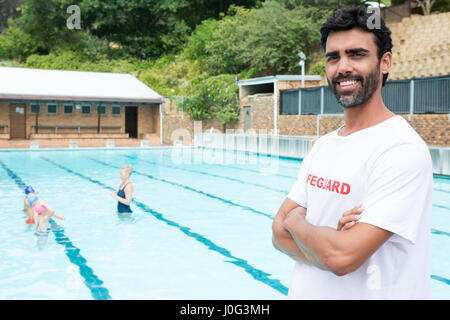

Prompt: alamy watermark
xmin=367 ymin=7 xmax=381 ymax=30
xmin=66 ymin=5 xmax=81 ymax=30
xmin=169 ymin=124 xmax=284 ymax=174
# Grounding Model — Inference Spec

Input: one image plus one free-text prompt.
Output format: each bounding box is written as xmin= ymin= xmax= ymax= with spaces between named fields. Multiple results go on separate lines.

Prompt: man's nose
xmin=336 ymin=56 xmax=353 ymax=76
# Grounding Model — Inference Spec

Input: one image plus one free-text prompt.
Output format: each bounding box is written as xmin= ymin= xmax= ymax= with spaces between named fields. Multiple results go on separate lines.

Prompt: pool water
xmin=0 ymin=147 xmax=448 ymax=300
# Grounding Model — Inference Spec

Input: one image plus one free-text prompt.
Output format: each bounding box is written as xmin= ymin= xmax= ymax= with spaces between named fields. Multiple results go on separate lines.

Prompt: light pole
xmin=298 ymin=52 xmax=306 ymax=88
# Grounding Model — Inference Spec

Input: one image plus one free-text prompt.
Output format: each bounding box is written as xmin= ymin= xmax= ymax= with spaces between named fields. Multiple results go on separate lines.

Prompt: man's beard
xmin=328 ymin=66 xmax=380 ymax=108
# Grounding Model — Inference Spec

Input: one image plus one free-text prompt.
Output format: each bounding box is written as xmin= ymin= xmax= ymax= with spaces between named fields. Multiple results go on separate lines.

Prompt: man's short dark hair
xmin=320 ymin=5 xmax=393 ymax=86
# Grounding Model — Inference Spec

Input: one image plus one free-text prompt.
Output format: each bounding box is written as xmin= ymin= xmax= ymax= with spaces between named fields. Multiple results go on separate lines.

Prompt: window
xmin=30 ymin=103 xmax=41 ymax=114
xmin=47 ymin=103 xmax=58 ymax=114
xmin=81 ymin=104 xmax=91 ymax=114
xmin=64 ymin=104 xmax=74 ymax=114
xmin=97 ymin=104 xmax=106 ymax=115
xmin=112 ymin=104 xmax=121 ymax=115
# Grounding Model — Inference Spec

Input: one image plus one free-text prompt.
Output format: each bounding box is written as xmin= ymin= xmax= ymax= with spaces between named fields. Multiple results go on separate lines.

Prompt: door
xmin=244 ymin=106 xmax=251 ymax=131
xmin=125 ymin=106 xmax=138 ymax=138
xmin=9 ymin=104 xmax=26 ymax=139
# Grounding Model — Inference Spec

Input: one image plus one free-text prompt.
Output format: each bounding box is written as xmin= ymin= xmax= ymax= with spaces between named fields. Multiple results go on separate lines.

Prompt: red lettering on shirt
xmin=340 ymin=183 xmax=351 ymax=195
xmin=317 ymin=177 xmax=324 ymax=188
xmin=332 ymin=181 xmax=340 ymax=193
xmin=304 ymin=173 xmax=351 ymax=196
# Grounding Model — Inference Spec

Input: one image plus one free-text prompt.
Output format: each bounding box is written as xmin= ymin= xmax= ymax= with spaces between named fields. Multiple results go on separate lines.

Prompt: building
xmin=0 ymin=67 xmax=163 ymax=148
xmin=237 ymin=75 xmax=322 ymax=135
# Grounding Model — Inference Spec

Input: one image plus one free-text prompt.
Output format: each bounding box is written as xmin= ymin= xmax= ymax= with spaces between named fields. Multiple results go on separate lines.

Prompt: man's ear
xmin=380 ymin=51 xmax=392 ymax=76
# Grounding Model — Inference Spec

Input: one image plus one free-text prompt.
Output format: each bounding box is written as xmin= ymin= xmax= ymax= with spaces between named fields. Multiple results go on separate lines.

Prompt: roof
xmin=237 ymin=75 xmax=322 ymax=86
xmin=0 ymin=67 xmax=163 ymax=104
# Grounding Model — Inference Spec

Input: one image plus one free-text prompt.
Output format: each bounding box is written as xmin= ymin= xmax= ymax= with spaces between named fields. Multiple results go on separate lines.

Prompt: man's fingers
xmin=342 ymin=221 xmax=356 ymax=231
xmin=342 ymin=205 xmax=364 ymax=217
xmin=339 ymin=214 xmax=361 ymax=225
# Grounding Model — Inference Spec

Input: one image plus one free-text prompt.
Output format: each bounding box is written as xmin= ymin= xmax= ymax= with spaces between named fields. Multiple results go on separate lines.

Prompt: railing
xmin=194 ymin=132 xmax=450 ymax=176
xmin=194 ymin=132 xmax=317 ymax=159
xmin=31 ymin=126 xmax=123 ymax=134
xmin=280 ymin=75 xmax=450 ymax=116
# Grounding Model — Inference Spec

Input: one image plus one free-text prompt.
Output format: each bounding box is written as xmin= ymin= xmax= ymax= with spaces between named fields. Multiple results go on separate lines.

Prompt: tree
xmin=201 ymin=1 xmax=329 ymax=76
xmin=278 ymin=0 xmax=365 ymax=10
xmin=78 ymin=0 xmax=262 ymax=57
xmin=0 ymin=0 xmax=23 ymax=32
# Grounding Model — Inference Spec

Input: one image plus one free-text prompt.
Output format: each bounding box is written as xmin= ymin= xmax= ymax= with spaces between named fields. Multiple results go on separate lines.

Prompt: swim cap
xmin=25 ymin=186 xmax=35 ymax=195
xmin=33 ymin=204 xmax=47 ymax=215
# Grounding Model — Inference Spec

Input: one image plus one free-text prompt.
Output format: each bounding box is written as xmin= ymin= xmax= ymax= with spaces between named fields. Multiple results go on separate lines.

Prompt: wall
xmin=0 ymin=102 xmax=10 ymax=139
xmin=23 ymin=102 xmax=124 ymax=136
xmin=137 ymin=104 xmax=160 ymax=139
xmin=274 ymin=112 xmax=449 ymax=147
xmin=161 ymin=97 xmax=240 ymax=145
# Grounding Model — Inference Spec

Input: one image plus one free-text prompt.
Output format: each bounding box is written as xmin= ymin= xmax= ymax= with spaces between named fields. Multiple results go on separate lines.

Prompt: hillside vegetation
xmin=1 ymin=0 xmax=447 ymax=124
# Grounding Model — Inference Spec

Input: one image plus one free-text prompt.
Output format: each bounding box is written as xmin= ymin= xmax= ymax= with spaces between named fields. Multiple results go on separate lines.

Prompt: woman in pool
xmin=109 ymin=165 xmax=133 ymax=213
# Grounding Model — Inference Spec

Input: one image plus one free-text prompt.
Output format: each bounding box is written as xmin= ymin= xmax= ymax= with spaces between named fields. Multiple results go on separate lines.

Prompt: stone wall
xmin=162 ymin=97 xmax=240 ymax=145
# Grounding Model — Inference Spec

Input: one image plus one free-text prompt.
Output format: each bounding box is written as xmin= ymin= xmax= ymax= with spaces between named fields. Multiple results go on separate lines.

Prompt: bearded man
xmin=272 ymin=5 xmax=433 ymax=299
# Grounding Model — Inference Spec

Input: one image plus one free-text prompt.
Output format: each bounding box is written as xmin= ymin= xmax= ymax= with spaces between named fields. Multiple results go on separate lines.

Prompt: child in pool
xmin=33 ymin=200 xmax=65 ymax=236
xmin=109 ymin=165 xmax=133 ymax=213
xmin=23 ymin=186 xmax=39 ymax=224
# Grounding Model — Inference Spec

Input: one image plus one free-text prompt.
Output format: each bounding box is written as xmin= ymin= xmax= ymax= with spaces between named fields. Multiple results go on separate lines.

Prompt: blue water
xmin=0 ymin=147 xmax=448 ymax=299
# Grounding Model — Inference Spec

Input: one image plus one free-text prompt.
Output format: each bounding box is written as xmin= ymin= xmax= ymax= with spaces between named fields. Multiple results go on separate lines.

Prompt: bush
xmin=309 ymin=59 xmax=326 ymax=76
xmin=0 ymin=22 xmax=37 ymax=61
xmin=138 ymin=54 xmax=205 ymax=96
xmin=181 ymin=74 xmax=239 ymax=124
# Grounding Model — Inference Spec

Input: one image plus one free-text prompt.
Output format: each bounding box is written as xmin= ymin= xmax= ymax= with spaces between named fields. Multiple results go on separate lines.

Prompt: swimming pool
xmin=0 ymin=147 xmax=448 ymax=299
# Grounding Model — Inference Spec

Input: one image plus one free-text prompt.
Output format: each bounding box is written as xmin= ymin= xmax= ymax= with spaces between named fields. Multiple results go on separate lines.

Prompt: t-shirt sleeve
xmin=287 ymin=157 xmax=309 ymax=208
xmin=358 ymin=142 xmax=433 ymax=245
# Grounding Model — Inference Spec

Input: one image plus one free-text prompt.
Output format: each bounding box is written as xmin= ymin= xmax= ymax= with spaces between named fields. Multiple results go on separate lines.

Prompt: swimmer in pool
xmin=109 ymin=165 xmax=133 ymax=213
xmin=32 ymin=200 xmax=64 ymax=236
xmin=23 ymin=186 xmax=39 ymax=224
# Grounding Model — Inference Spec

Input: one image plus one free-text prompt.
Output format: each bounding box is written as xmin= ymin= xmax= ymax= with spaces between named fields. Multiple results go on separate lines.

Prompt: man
xmin=272 ymin=6 xmax=433 ymax=299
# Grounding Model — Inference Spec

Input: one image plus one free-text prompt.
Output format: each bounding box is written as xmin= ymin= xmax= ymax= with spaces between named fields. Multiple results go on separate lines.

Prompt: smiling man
xmin=272 ymin=6 xmax=433 ymax=299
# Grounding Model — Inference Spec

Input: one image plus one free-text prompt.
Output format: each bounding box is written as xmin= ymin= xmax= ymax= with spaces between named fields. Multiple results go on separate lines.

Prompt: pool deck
xmin=0 ymin=134 xmax=164 ymax=149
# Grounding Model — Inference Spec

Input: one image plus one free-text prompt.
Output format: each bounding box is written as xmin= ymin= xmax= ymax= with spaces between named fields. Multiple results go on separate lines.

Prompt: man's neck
xmin=338 ymin=93 xmax=395 ymax=136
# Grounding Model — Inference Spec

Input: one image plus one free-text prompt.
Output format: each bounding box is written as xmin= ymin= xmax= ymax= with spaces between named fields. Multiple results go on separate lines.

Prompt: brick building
xmin=0 ymin=67 xmax=163 ymax=148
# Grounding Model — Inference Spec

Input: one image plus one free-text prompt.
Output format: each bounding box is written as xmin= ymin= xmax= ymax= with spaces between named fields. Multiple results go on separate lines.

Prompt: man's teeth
xmin=340 ymin=80 xmax=357 ymax=86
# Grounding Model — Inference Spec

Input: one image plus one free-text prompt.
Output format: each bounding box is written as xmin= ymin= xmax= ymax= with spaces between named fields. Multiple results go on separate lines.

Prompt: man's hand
xmin=337 ymin=205 xmax=363 ymax=231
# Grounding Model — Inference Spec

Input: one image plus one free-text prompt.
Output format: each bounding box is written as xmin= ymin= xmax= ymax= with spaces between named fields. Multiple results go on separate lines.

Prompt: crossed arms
xmin=272 ymin=198 xmax=393 ymax=276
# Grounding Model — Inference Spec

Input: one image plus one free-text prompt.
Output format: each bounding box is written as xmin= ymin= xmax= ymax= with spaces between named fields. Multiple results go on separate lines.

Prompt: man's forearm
xmin=283 ymin=210 xmax=336 ymax=271
xmin=272 ymin=234 xmax=310 ymax=263
xmin=285 ymin=225 xmax=331 ymax=271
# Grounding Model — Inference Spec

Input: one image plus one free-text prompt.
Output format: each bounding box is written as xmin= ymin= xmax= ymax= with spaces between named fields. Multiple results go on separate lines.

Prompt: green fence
xmin=280 ymin=75 xmax=450 ymax=115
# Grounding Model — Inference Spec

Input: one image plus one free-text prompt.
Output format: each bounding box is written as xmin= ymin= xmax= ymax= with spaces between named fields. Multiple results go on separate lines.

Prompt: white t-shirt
xmin=287 ymin=115 xmax=433 ymax=299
